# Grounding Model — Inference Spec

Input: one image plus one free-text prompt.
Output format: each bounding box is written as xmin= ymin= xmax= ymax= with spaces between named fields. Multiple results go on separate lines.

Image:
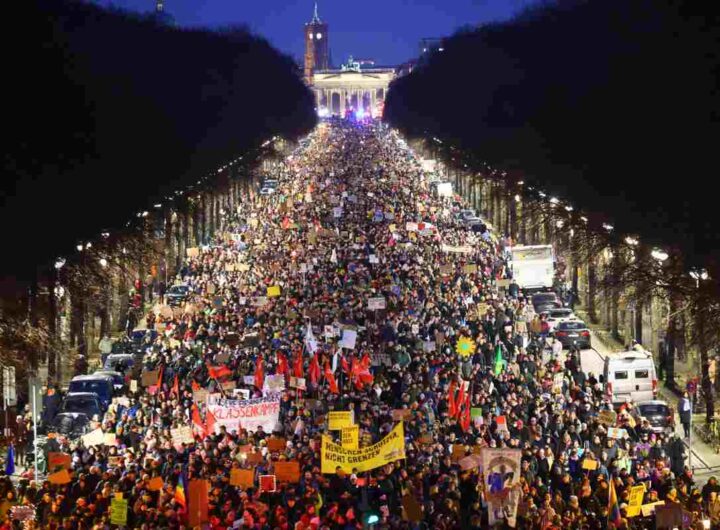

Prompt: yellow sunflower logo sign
xmin=455 ymin=337 xmax=476 ymax=358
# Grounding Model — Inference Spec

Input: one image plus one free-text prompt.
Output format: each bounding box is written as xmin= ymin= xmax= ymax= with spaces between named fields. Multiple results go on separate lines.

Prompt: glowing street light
xmin=54 ymin=258 xmax=66 ymax=270
xmin=689 ymin=269 xmax=709 ymax=281
xmin=99 ymin=258 xmax=108 ymax=268
xmin=514 ymin=194 xmax=521 ymax=202
xmin=624 ymin=237 xmax=639 ymax=246
xmin=549 ymin=197 xmax=559 ymax=205
xmin=565 ymin=205 xmax=573 ymax=212
xmin=602 ymin=223 xmax=614 ymax=232
xmin=651 ymin=248 xmax=669 ymax=262
xmin=76 ymin=244 xmax=84 ymax=252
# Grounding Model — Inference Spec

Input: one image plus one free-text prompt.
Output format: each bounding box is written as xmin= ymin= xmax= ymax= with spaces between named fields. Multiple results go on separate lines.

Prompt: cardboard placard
xmin=193 ymin=389 xmax=209 ymax=404
xmin=341 ymin=425 xmax=359 ymax=450
xmin=463 ymin=264 xmax=478 ymax=274
xmin=221 ymin=381 xmax=237 ymax=391
xmin=607 ymin=427 xmax=627 ymax=439
xmin=48 ymin=469 xmax=72 ymax=485
xmin=47 ymin=452 xmax=72 ymax=470
xmin=582 ymin=459 xmax=598 ymax=470
xmin=459 ymin=455 xmax=480 ymax=471
xmin=82 ymin=428 xmax=105 ymax=447
xmin=171 ymin=426 xmax=195 ymax=446
xmin=289 ymin=376 xmax=306 ymax=390
xmin=186 ymin=247 xmax=200 ymax=258
xmin=367 ymin=297 xmax=387 ymax=310
xmin=626 ymin=484 xmax=646 ymax=517
xmin=108 ymin=456 xmax=123 ymax=468
xmin=231 ymin=468 xmax=255 ymax=488
xmin=274 ymin=461 xmax=300 ymax=483
xmin=267 ymin=437 xmax=287 ymax=453
xmin=267 ymin=285 xmax=281 ymax=298
xmin=328 ymin=411 xmax=353 ymax=430
xmin=148 ymin=476 xmax=164 ymax=491
xmin=130 ymin=379 xmax=138 ymax=393
xmin=245 ymin=452 xmax=263 ymax=465
xmin=110 ymin=497 xmax=128 ymax=526
xmin=641 ymin=501 xmax=665 ymax=517
xmin=103 ymin=433 xmax=118 ymax=446
xmin=142 ymin=370 xmax=160 ymax=387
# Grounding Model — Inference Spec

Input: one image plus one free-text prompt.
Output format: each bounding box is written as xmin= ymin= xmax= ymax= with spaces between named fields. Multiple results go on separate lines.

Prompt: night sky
xmin=94 ymin=0 xmax=531 ymax=65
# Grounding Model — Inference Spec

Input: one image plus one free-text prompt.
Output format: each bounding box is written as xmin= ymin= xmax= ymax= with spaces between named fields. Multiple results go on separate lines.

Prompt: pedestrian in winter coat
xmin=678 ymin=392 xmax=692 ymax=438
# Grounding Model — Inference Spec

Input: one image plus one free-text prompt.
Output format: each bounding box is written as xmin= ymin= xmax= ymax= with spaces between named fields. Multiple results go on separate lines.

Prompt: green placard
xmin=470 ymin=408 xmax=483 ymax=419
xmin=111 ymin=498 xmax=128 ymax=526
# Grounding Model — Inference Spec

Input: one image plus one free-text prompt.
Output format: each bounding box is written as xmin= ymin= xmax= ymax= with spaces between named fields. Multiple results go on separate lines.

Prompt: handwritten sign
xmin=328 ymin=411 xmax=353 ymax=430
xmin=48 ymin=469 xmax=72 ymax=485
xmin=171 ymin=426 xmax=195 ymax=446
xmin=259 ymin=475 xmax=277 ymax=493
xmin=367 ymin=297 xmax=387 ymax=310
xmin=230 ymin=469 xmax=255 ymax=488
xmin=47 ymin=452 xmax=72 ymax=470
xmin=82 ymin=428 xmax=105 ymax=447
xmin=607 ymin=427 xmax=627 ymax=439
xmin=582 ymin=459 xmax=598 ymax=470
xmin=267 ymin=437 xmax=287 ymax=452
xmin=341 ymin=425 xmax=359 ymax=450
xmin=148 ymin=477 xmax=164 ymax=491
xmin=289 ymin=376 xmax=306 ymax=390
xmin=267 ymin=285 xmax=281 ymax=298
xmin=110 ymin=497 xmax=128 ymax=526
xmin=274 ymin=461 xmax=300 ymax=483
xmin=598 ymin=409 xmax=617 ymax=426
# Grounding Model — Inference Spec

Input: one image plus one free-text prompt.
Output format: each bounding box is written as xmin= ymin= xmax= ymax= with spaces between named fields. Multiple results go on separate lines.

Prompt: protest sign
xmin=130 ymin=379 xmax=138 ymax=393
xmin=10 ymin=506 xmax=35 ymax=522
xmin=148 ymin=477 xmax=164 ymax=491
xmin=607 ymin=427 xmax=627 ymax=439
xmin=582 ymin=459 xmax=598 ymax=470
xmin=459 ymin=455 xmax=480 ymax=471
xmin=452 ymin=444 xmax=466 ymax=461
xmin=274 ymin=461 xmax=301 ymax=483
xmin=328 ymin=411 xmax=353 ymax=430
xmin=245 ymin=452 xmax=263 ymax=464
xmin=641 ymin=501 xmax=665 ymax=517
xmin=103 ymin=433 xmax=118 ymax=446
xmin=110 ymin=497 xmax=128 ymax=526
xmin=482 ymin=448 xmax=522 ymax=528
xmin=259 ymin=475 xmax=277 ymax=493
xmin=263 ymin=374 xmax=285 ymax=394
xmin=186 ymin=247 xmax=199 ymax=258
xmin=48 ymin=469 xmax=72 ymax=485
xmin=193 ymin=389 xmax=209 ymax=404
xmin=230 ymin=469 xmax=254 ymax=488
xmin=463 ymin=264 xmax=478 ymax=274
xmin=142 ymin=370 xmax=160 ymax=387
xmin=206 ymin=394 xmax=281 ymax=434
xmin=171 ymin=426 xmax=194 ymax=446
xmin=341 ymin=425 xmax=359 ymax=450
xmin=267 ymin=285 xmax=281 ymax=297
xmin=321 ymin=422 xmax=406 ymax=474
xmin=82 ymin=428 xmax=105 ymax=447
xmin=368 ymin=254 xmax=379 ymax=264
xmin=267 ymin=437 xmax=287 ymax=452
xmin=339 ymin=329 xmax=357 ymax=349
xmin=367 ymin=297 xmax=387 ymax=310
xmin=441 ymin=244 xmax=474 ymax=253
xmin=289 ymin=376 xmax=306 ymax=390
xmin=47 ymin=452 xmax=72 ymax=471
xmin=626 ymin=484 xmax=646 ymax=517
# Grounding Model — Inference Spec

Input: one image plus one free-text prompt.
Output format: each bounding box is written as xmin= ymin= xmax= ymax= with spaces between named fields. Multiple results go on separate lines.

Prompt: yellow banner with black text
xmin=321 ymin=422 xmax=405 ymax=474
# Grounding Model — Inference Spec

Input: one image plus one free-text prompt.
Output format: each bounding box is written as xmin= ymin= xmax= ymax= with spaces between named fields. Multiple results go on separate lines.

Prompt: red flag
xmin=254 ymin=356 xmax=265 ymax=390
xmin=188 ymin=479 xmax=209 ymax=528
xmin=455 ymin=382 xmax=466 ymax=420
xmin=351 ymin=357 xmax=364 ymax=390
xmin=191 ymin=380 xmax=201 ymax=392
xmin=277 ymin=352 xmax=288 ymax=376
xmin=205 ymin=408 xmax=216 ymax=436
xmin=293 ymin=351 xmax=304 ymax=379
xmin=148 ymin=365 xmax=164 ymax=396
xmin=447 ymin=381 xmax=458 ymax=418
xmin=341 ymin=355 xmax=350 ymax=375
xmin=359 ymin=352 xmax=374 ymax=384
xmin=207 ymin=364 xmax=232 ymax=380
xmin=309 ymin=353 xmax=321 ymax=385
xmin=192 ymin=404 xmax=205 ymax=437
xmin=172 ymin=374 xmax=179 ymax=396
xmin=324 ymin=361 xmax=339 ymax=394
xmin=460 ymin=393 xmax=471 ymax=432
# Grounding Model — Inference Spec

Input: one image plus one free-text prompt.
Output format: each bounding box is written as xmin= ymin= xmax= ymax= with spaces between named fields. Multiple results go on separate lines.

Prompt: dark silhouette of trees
xmin=385 ymin=0 xmax=720 ymax=268
xmin=2 ymin=0 xmax=316 ymax=280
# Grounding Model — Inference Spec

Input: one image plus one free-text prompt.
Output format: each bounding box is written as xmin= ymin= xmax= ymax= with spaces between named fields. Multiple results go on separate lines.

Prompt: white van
xmin=603 ymin=349 xmax=658 ymax=405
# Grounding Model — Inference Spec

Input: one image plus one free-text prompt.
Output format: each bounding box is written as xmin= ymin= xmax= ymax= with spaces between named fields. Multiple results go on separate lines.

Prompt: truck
xmin=508 ymin=245 xmax=555 ymax=291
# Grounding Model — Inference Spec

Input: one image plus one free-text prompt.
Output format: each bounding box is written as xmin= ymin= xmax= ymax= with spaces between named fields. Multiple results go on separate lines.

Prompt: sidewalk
xmin=583 ymin=320 xmax=720 ymax=474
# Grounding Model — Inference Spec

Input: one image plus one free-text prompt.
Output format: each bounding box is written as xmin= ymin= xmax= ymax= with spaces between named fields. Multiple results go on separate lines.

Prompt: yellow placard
xmin=48 ymin=469 xmax=72 ymax=485
xmin=110 ymin=498 xmax=128 ymax=526
xmin=321 ymin=422 xmax=405 ymax=474
xmin=581 ymin=459 xmax=598 ymax=470
xmin=626 ymin=485 xmax=646 ymax=517
xmin=341 ymin=425 xmax=359 ymax=450
xmin=328 ymin=411 xmax=353 ymax=430
xmin=267 ymin=285 xmax=281 ymax=298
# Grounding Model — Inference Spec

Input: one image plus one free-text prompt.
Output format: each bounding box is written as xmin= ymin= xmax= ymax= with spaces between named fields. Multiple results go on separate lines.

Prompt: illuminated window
xmin=316 ymin=33 xmax=323 ymax=39
xmin=309 ymin=33 xmax=314 ymax=39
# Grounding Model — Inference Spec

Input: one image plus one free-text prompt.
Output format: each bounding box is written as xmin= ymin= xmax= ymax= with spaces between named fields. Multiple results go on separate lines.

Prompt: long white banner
xmin=207 ymin=394 xmax=280 ymax=434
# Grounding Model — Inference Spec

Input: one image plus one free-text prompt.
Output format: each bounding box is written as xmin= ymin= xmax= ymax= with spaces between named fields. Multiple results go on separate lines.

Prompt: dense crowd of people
xmin=2 ymin=121 xmax=718 ymax=529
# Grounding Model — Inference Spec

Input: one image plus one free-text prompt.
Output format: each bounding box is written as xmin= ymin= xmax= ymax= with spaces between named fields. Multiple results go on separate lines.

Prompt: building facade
xmin=304 ymin=3 xmax=329 ymax=82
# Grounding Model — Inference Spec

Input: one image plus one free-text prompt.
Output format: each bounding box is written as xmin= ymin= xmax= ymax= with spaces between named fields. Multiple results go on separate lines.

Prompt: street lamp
xmin=651 ymin=248 xmax=669 ymax=262
xmin=565 ymin=205 xmax=573 ymax=212
xmin=54 ymin=258 xmax=66 ymax=270
xmin=549 ymin=196 xmax=559 ymax=205
xmin=76 ymin=244 xmax=84 ymax=252
xmin=602 ymin=223 xmax=614 ymax=232
xmin=625 ymin=236 xmax=639 ymax=246
xmin=514 ymin=194 xmax=521 ymax=202
xmin=99 ymin=258 xmax=108 ymax=268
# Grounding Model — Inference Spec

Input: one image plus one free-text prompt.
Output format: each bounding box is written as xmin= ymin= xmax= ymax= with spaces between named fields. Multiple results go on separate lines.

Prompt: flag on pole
xmin=5 ymin=444 xmax=15 ymax=476
xmin=494 ymin=345 xmax=505 ymax=376
xmin=608 ymin=477 xmax=622 ymax=528
xmin=330 ymin=249 xmax=338 ymax=263
xmin=175 ymin=472 xmax=188 ymax=508
xmin=324 ymin=361 xmax=339 ymax=394
xmin=254 ymin=356 xmax=265 ymax=390
xmin=206 ymin=408 xmax=216 ymax=436
xmin=309 ymin=353 xmax=321 ymax=385
xmin=305 ymin=323 xmax=318 ymax=354
xmin=455 ymin=381 xmax=466 ymax=420
xmin=447 ymin=381 xmax=458 ymax=418
xmin=277 ymin=352 xmax=289 ymax=376
xmin=172 ymin=374 xmax=179 ymax=396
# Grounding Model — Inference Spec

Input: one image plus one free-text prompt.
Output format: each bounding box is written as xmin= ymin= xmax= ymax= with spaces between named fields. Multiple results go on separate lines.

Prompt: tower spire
xmin=311 ymin=1 xmax=321 ymax=23
xmin=156 ymin=0 xmax=164 ymax=12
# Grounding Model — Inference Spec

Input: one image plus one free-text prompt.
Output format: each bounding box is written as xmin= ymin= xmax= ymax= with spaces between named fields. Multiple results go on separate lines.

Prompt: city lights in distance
xmin=651 ymin=248 xmax=669 ymax=262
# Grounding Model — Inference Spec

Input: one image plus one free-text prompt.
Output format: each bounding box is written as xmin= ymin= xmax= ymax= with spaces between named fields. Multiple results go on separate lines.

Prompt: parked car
xmin=47 ymin=412 xmax=92 ymax=439
xmin=259 ymin=187 xmax=275 ymax=196
xmin=93 ymin=370 xmax=125 ymax=391
xmin=554 ymin=320 xmax=591 ymax=349
xmin=68 ymin=374 xmax=114 ymax=410
xmin=544 ymin=307 xmax=578 ymax=332
xmin=532 ymin=292 xmax=563 ymax=313
xmin=60 ymin=392 xmax=103 ymax=420
xmin=165 ymin=284 xmax=190 ymax=306
xmin=131 ymin=328 xmax=158 ymax=346
xmin=103 ymin=353 xmax=135 ymax=374
xmin=636 ymin=400 xmax=674 ymax=434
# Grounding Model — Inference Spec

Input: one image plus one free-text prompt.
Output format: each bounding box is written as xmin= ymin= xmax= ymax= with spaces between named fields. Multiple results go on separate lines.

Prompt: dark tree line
xmin=385 ymin=0 xmax=720 ymax=269
xmin=1 ymin=0 xmax=316 ymax=280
